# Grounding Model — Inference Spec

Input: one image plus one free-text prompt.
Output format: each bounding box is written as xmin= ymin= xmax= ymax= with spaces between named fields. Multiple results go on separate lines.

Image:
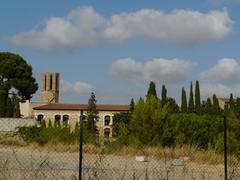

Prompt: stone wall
xmin=0 ymin=118 xmax=36 ymax=135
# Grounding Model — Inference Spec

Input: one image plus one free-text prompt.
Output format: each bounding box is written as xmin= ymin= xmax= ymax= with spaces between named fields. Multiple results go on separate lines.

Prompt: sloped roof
xmin=33 ymin=103 xmax=130 ymax=111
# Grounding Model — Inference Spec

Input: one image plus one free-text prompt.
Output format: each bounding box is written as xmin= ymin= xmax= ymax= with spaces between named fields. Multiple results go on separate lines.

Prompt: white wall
xmin=0 ymin=118 xmax=36 ymax=134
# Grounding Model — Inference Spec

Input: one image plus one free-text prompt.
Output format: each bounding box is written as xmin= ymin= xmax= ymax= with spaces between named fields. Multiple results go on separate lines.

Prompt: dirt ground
xmin=0 ymin=145 xmax=238 ymax=180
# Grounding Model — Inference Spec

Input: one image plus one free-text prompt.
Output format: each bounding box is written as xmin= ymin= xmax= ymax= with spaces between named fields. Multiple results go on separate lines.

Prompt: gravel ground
xmin=0 ymin=145 xmax=238 ymax=180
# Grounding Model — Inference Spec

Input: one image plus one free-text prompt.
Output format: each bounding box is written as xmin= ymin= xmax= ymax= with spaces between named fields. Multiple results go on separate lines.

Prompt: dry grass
xmin=0 ymin=136 xmax=239 ymax=165
xmin=28 ymin=143 xmax=104 ymax=154
xmin=116 ymin=145 xmax=226 ymax=165
xmin=0 ymin=136 xmax=26 ymax=147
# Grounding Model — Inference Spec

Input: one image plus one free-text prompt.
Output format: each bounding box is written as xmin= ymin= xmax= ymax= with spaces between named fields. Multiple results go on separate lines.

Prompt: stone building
xmin=33 ymin=103 xmax=129 ymax=138
xmin=218 ymin=98 xmax=229 ymax=109
xmin=20 ymin=72 xmax=129 ymax=138
xmin=41 ymin=72 xmax=60 ymax=103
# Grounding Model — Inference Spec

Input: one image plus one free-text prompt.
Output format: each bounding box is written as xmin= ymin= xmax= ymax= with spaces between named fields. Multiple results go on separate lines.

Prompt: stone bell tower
xmin=41 ymin=72 xmax=59 ymax=103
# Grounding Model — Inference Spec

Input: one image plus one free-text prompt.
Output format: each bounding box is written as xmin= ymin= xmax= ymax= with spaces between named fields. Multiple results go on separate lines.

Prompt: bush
xmin=17 ymin=122 xmax=98 ymax=145
xmin=18 ymin=126 xmax=48 ymax=145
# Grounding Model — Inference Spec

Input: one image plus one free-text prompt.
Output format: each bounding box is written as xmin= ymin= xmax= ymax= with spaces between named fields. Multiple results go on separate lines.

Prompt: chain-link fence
xmin=0 ymin=116 xmax=240 ymax=180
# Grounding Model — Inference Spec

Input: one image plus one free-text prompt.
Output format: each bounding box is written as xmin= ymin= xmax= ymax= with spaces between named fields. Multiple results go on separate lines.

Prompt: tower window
xmin=50 ymin=74 xmax=52 ymax=90
xmin=44 ymin=75 xmax=47 ymax=91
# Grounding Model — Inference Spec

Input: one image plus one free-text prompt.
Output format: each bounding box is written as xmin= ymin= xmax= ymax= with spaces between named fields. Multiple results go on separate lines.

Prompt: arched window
xmin=104 ymin=115 xmax=111 ymax=126
xmin=63 ymin=115 xmax=69 ymax=126
xmin=104 ymin=128 xmax=111 ymax=139
xmin=37 ymin=114 xmax=44 ymax=124
xmin=54 ymin=115 xmax=61 ymax=125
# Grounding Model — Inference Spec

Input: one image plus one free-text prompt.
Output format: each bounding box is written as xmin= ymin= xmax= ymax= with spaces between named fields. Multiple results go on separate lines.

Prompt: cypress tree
xmin=181 ymin=87 xmax=187 ymax=113
xmin=161 ymin=84 xmax=167 ymax=105
xmin=229 ymin=93 xmax=235 ymax=111
xmin=195 ymin=80 xmax=201 ymax=114
xmin=188 ymin=81 xmax=194 ymax=113
xmin=212 ymin=94 xmax=220 ymax=115
xmin=130 ymin=98 xmax=135 ymax=113
xmin=205 ymin=98 xmax=212 ymax=114
xmin=87 ymin=92 xmax=99 ymax=132
xmin=146 ymin=81 xmax=157 ymax=99
xmin=167 ymin=97 xmax=179 ymax=113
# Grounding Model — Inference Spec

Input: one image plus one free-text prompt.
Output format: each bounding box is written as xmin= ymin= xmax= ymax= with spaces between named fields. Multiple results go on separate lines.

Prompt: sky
xmin=1 ymin=0 xmax=240 ymax=104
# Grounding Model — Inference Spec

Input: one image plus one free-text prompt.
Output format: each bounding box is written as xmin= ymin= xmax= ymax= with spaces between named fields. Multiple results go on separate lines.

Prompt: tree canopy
xmin=146 ymin=81 xmax=157 ymax=99
xmin=87 ymin=92 xmax=99 ymax=132
xmin=0 ymin=52 xmax=38 ymax=117
xmin=161 ymin=84 xmax=167 ymax=105
xmin=181 ymin=87 xmax=187 ymax=113
xmin=188 ymin=81 xmax=194 ymax=113
xmin=195 ymin=80 xmax=201 ymax=114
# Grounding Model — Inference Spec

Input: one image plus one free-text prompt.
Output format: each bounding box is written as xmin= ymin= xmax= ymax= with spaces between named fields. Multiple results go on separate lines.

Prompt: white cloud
xmin=110 ymin=58 xmax=195 ymax=84
xmin=9 ymin=6 xmax=233 ymax=52
xmin=60 ymin=80 xmax=94 ymax=94
xmin=200 ymin=83 xmax=240 ymax=98
xmin=198 ymin=58 xmax=240 ymax=98
xmin=199 ymin=58 xmax=240 ymax=83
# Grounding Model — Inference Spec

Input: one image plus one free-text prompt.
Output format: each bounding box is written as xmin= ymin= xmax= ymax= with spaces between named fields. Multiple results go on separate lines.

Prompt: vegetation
xmin=87 ymin=92 xmax=99 ymax=133
xmin=161 ymin=84 xmax=167 ymax=106
xmin=188 ymin=81 xmax=194 ymax=113
xmin=109 ymin=81 xmax=240 ymax=155
xmin=146 ymin=81 xmax=157 ymax=99
xmin=15 ymin=80 xmax=240 ymax=156
xmin=181 ymin=87 xmax=187 ymax=113
xmin=129 ymin=98 xmax=135 ymax=113
xmin=0 ymin=52 xmax=38 ymax=117
xmin=18 ymin=121 xmax=97 ymax=146
xmin=195 ymin=80 xmax=201 ymax=114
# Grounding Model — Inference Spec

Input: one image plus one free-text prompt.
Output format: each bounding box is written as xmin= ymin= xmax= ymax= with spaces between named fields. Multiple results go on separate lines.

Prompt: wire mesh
xmin=0 ymin=118 xmax=240 ymax=180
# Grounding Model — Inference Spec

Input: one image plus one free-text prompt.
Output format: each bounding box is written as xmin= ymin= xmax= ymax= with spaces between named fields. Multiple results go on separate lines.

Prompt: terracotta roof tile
xmin=33 ymin=103 xmax=130 ymax=111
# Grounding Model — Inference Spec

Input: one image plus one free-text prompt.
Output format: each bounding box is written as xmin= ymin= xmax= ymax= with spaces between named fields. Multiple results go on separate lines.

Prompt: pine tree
xmin=13 ymin=98 xmax=21 ymax=118
xmin=212 ymin=94 xmax=220 ymax=115
xmin=130 ymin=98 xmax=135 ymax=113
xmin=161 ymin=84 xmax=167 ymax=106
xmin=181 ymin=87 xmax=187 ymax=113
xmin=87 ymin=92 xmax=99 ymax=132
xmin=146 ymin=81 xmax=157 ymax=99
xmin=11 ymin=94 xmax=21 ymax=118
xmin=0 ymin=52 xmax=38 ymax=117
xmin=0 ymin=87 xmax=7 ymax=117
xmin=188 ymin=81 xmax=194 ymax=113
xmin=195 ymin=80 xmax=201 ymax=114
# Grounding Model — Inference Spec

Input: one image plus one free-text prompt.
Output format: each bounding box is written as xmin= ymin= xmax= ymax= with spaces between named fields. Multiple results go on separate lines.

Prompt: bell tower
xmin=41 ymin=72 xmax=59 ymax=103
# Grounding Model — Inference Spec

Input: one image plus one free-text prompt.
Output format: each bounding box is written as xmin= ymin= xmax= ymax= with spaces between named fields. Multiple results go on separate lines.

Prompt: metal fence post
xmin=224 ymin=114 xmax=228 ymax=180
xmin=79 ymin=110 xmax=84 ymax=180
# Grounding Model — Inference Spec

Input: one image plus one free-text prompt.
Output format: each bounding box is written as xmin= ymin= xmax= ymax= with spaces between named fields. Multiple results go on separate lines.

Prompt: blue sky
xmin=1 ymin=0 xmax=240 ymax=104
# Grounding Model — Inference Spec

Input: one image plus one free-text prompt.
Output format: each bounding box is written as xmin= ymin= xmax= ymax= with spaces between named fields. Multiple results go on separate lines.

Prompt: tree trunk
xmin=0 ymin=87 xmax=7 ymax=117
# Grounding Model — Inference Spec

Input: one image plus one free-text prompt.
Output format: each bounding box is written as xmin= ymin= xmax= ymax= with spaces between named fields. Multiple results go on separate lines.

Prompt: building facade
xmin=33 ymin=103 xmax=129 ymax=138
xmin=20 ymin=72 xmax=129 ymax=138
